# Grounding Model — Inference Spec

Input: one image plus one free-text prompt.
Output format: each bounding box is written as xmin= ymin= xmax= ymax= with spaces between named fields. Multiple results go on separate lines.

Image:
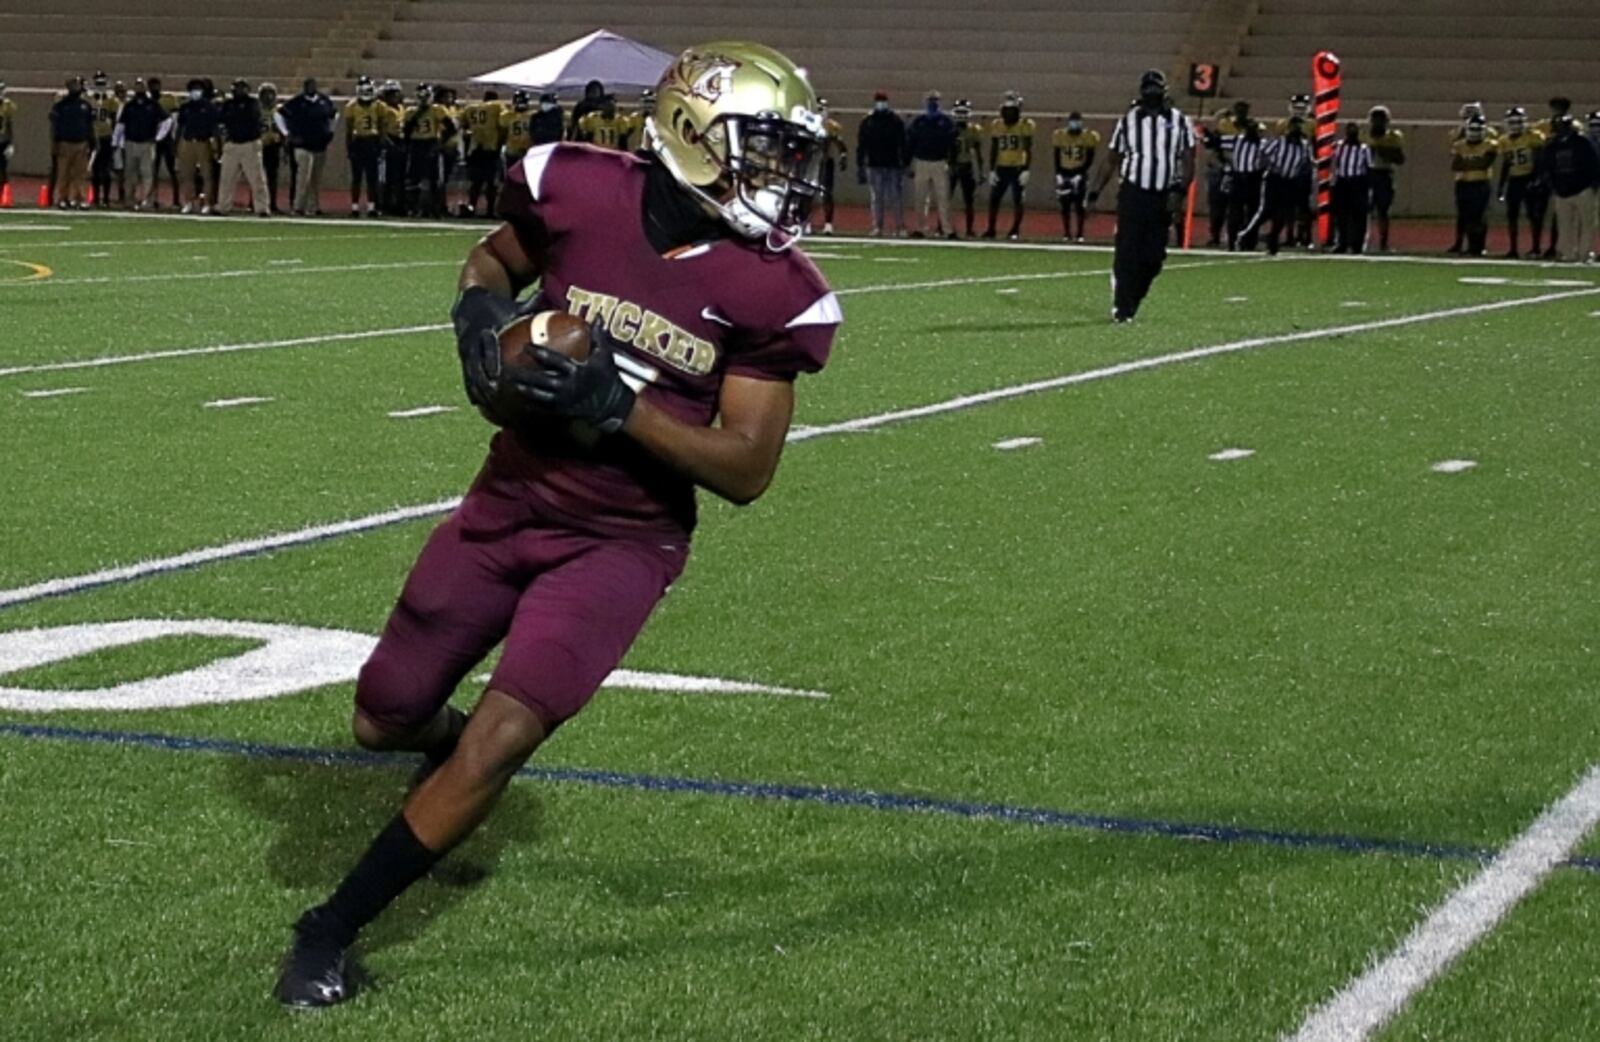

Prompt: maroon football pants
xmin=355 ymin=485 xmax=686 ymax=734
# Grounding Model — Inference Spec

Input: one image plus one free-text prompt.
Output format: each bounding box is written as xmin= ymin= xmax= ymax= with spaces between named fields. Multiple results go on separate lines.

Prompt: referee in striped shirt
xmin=1089 ymin=69 xmax=1196 ymax=323
xmin=1330 ymin=122 xmax=1374 ymax=254
xmin=1227 ymin=121 xmax=1266 ymax=251
xmin=1260 ymin=124 xmax=1312 ymax=255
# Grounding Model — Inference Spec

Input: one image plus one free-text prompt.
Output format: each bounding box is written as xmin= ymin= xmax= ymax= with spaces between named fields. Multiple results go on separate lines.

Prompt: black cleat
xmin=274 ymin=908 xmax=356 ymax=1009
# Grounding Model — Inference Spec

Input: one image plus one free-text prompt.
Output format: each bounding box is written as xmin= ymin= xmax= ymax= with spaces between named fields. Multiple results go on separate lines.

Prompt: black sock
xmin=313 ymin=814 xmax=441 ymax=946
xmin=424 ymin=706 xmax=467 ymax=766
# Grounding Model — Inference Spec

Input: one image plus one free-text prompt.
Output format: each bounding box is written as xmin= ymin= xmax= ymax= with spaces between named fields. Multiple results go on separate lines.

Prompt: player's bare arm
xmin=624 ymin=375 xmax=794 ymax=505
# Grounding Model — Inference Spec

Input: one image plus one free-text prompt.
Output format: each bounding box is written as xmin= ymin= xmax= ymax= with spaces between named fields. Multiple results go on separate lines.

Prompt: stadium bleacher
xmin=365 ymin=0 xmax=1199 ymax=111
xmin=1227 ymin=0 xmax=1600 ymax=122
xmin=1 ymin=0 xmax=1595 ymax=217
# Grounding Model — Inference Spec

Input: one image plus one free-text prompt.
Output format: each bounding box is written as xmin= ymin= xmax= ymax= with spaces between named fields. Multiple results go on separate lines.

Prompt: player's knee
xmin=455 ymin=696 xmax=546 ymax=781
xmin=353 ymin=646 xmax=445 ymax=746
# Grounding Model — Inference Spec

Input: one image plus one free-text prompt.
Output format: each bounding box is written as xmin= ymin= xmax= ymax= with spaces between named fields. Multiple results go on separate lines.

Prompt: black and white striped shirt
xmin=1231 ymin=136 xmax=1265 ymax=175
xmin=1332 ymin=140 xmax=1373 ymax=181
xmin=1263 ymin=136 xmax=1312 ymax=178
xmin=1110 ymin=104 xmax=1196 ymax=191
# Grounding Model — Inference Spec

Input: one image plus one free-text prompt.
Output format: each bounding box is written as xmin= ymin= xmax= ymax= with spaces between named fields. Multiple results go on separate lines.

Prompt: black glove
xmin=515 ymin=319 xmax=636 ymax=434
xmin=450 ymin=286 xmax=517 ymax=408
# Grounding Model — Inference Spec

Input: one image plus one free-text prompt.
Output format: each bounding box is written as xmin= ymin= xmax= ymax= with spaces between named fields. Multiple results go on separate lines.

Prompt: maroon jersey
xmin=486 ymin=142 xmax=840 ymax=541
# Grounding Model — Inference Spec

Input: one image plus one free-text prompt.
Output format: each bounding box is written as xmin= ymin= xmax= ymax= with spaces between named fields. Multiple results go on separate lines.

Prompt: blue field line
xmin=3 ymin=720 xmax=1597 ymax=876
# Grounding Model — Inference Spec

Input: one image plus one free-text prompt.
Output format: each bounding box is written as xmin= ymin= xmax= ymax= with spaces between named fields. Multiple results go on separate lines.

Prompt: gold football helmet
xmin=645 ymin=41 xmax=826 ymax=249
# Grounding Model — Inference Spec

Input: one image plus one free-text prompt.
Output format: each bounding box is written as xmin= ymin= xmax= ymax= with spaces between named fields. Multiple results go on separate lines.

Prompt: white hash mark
xmin=1208 ymin=448 xmax=1256 ymax=461
xmin=992 ymin=437 xmax=1042 ymax=451
xmin=388 ymin=405 xmax=457 ymax=419
xmin=203 ymin=396 xmax=273 ymax=409
xmin=1431 ymin=459 xmax=1477 ymax=474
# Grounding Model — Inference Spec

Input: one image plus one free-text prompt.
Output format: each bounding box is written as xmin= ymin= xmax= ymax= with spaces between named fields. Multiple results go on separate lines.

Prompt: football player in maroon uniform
xmin=274 ymin=40 xmax=841 ymax=1007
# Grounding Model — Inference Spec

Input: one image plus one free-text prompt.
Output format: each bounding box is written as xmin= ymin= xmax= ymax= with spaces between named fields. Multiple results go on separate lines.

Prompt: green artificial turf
xmin=1 ymin=211 xmax=1596 ymax=1040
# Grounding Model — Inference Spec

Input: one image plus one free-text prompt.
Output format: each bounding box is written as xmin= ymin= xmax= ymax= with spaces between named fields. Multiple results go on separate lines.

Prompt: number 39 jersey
xmin=488 ymin=143 xmax=841 ymax=542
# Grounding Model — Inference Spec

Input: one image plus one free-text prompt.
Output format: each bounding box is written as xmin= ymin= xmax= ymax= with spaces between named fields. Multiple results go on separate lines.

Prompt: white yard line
xmin=0 ymin=208 xmax=488 ymax=234
xmin=3 ymin=286 xmax=1594 ymax=612
xmin=20 ymin=386 xmax=89 ymax=398
xmin=836 ymin=257 xmax=1243 ymax=297
xmin=828 ymin=233 xmax=1580 ymax=268
xmin=1285 ymin=765 xmax=1600 ymax=1042
xmin=0 ymin=500 xmax=462 ymax=610
xmin=0 ymin=262 xmax=1233 ymax=380
xmin=0 ymin=325 xmax=451 ymax=379
xmin=0 ymin=259 xmax=455 ymax=288
xmin=0 ymin=231 xmax=467 ymax=252
xmin=787 ymin=286 xmax=1600 ymax=442
xmin=3 ymin=208 xmax=1552 ymax=269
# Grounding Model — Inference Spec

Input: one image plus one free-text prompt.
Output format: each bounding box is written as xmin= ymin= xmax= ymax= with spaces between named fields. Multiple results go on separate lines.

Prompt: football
xmin=478 ymin=311 xmax=591 ymax=427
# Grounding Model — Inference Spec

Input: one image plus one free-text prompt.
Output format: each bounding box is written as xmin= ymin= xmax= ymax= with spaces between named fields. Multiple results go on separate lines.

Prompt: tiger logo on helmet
xmin=645 ymin=41 xmax=826 ymax=251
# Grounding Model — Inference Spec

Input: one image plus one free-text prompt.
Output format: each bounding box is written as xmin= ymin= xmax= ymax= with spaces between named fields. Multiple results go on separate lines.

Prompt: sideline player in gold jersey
xmin=89 ymin=72 xmax=121 ymax=208
xmin=618 ymin=89 xmax=653 ymax=152
xmin=461 ymin=88 xmax=506 ymax=217
xmin=1360 ymin=105 xmax=1405 ymax=251
xmin=948 ymin=99 xmax=984 ymax=237
xmin=1449 ymin=103 xmax=1500 ymax=252
xmin=983 ymin=92 xmax=1033 ymax=240
xmin=402 ymin=82 xmax=451 ymax=217
xmin=1052 ymin=111 xmax=1098 ymax=241
xmin=1449 ymin=113 xmax=1497 ymax=256
xmin=500 ymin=90 xmax=534 ymax=166
xmin=1496 ymin=107 xmax=1547 ymax=258
xmin=577 ymin=96 xmax=629 ymax=150
xmin=816 ymin=97 xmax=847 ymax=233
xmin=258 ymin=83 xmax=284 ymax=213
xmin=344 ymin=76 xmax=386 ymax=217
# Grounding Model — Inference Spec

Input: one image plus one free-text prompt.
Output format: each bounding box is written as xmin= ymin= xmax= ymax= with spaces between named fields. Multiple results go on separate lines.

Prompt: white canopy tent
xmin=471 ymin=29 xmax=676 ymax=96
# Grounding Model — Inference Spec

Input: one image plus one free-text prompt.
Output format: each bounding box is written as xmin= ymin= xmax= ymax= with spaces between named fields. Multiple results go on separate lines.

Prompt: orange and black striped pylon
xmin=1312 ymin=50 xmax=1342 ymax=248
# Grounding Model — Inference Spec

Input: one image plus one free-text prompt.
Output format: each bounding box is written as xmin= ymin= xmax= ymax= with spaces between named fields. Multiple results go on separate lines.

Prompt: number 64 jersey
xmin=485 ymin=142 xmax=842 ymax=544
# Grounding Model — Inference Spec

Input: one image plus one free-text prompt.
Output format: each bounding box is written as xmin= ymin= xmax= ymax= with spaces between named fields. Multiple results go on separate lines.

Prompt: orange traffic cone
xmin=37 ymin=184 xmax=51 ymax=208
xmin=0 ymin=183 xmax=12 ymax=208
xmin=86 ymin=186 xmax=95 ymax=206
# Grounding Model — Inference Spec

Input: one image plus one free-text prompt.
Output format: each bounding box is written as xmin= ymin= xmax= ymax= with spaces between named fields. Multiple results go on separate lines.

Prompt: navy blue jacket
xmin=279 ymin=91 xmax=336 ymax=151
xmin=906 ymin=111 xmax=958 ymax=163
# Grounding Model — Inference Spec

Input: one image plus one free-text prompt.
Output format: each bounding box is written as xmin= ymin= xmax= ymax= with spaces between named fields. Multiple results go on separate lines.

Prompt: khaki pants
xmin=1551 ymin=188 xmax=1598 ymax=262
xmin=177 ymin=138 xmax=215 ymax=206
xmin=912 ymin=157 xmax=953 ymax=235
xmin=52 ymin=141 xmax=90 ymax=204
xmin=124 ymin=141 xmax=156 ymax=203
xmin=293 ymin=147 xmax=327 ymax=214
xmin=218 ymin=141 xmax=270 ymax=215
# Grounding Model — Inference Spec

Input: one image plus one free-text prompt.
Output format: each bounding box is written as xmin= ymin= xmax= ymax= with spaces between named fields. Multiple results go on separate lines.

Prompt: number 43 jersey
xmin=488 ymin=142 xmax=842 ymax=542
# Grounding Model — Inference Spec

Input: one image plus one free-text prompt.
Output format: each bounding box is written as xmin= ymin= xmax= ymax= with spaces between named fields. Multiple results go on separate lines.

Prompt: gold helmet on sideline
xmin=645 ymin=40 xmax=826 ymax=250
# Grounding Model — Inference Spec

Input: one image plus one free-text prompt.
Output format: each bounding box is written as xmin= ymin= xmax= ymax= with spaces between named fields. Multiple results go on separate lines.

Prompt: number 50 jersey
xmin=489 ymin=143 xmax=842 ymax=542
